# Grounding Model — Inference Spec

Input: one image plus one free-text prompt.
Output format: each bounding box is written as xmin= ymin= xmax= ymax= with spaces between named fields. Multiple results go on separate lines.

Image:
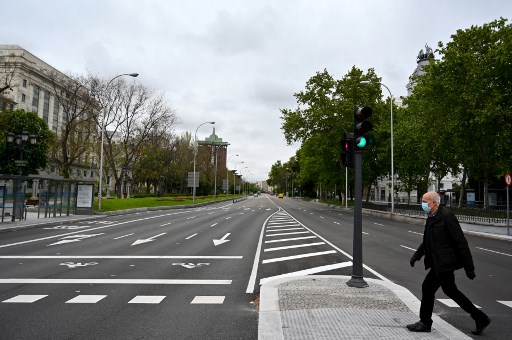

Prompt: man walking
xmin=407 ymin=191 xmax=491 ymax=335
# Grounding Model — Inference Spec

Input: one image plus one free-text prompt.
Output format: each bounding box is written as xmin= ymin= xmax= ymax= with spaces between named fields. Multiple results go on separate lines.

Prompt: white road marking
xmin=437 ymin=299 xmax=480 ymax=308
xmin=0 ymin=255 xmax=242 ymax=259
xmin=400 ymin=245 xmax=416 ymax=251
xmin=66 ymin=295 xmax=107 ymax=304
xmin=2 ymin=295 xmax=47 ymax=303
xmin=476 ymin=247 xmax=512 ymax=257
xmin=0 ymin=211 xmax=191 ymax=249
xmin=128 ymin=296 xmax=166 ymax=304
xmin=160 ymin=222 xmax=172 ymax=226
xmin=498 ymin=301 xmax=512 ymax=308
xmin=265 ymin=227 xmax=304 ymax=232
xmin=186 ymin=216 xmax=196 ymax=220
xmin=213 ymin=233 xmax=231 ymax=246
xmin=333 ymin=222 xmax=340 ymax=225
xmin=265 ymin=231 xmax=310 ymax=237
xmin=362 ymin=232 xmax=369 ymax=235
xmin=260 ymin=262 xmax=352 ymax=285
xmin=190 ymin=296 xmax=225 ymax=304
xmin=226 ymin=217 xmax=232 ymax=220
xmin=185 ymin=233 xmax=197 ymax=240
xmin=113 ymin=233 xmax=134 ymax=240
xmin=131 ymin=233 xmax=167 ymax=246
xmin=0 ymin=279 xmax=232 ymax=285
xmin=408 ymin=231 xmax=423 ymax=236
xmin=210 ymin=223 xmax=218 ymax=227
xmin=262 ymin=250 xmax=337 ymax=264
xmin=264 ymin=236 xmax=317 ymax=243
xmin=374 ymin=223 xmax=385 ymax=226
xmin=264 ymin=242 xmax=326 ymax=252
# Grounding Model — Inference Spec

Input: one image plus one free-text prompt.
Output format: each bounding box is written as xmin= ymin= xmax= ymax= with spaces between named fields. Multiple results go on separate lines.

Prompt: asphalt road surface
xmin=1 ymin=194 xmax=510 ymax=339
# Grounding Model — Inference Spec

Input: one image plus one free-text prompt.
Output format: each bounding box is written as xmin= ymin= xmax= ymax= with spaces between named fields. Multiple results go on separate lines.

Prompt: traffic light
xmin=341 ymin=132 xmax=354 ymax=168
xmin=353 ymin=106 xmax=373 ymax=151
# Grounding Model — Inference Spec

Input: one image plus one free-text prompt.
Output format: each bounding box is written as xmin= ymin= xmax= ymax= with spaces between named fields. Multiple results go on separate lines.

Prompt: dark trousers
xmin=420 ymin=269 xmax=480 ymax=326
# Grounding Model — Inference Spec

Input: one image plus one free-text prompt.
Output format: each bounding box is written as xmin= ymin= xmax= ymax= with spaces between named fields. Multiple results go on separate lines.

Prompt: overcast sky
xmin=2 ymin=0 xmax=509 ymax=181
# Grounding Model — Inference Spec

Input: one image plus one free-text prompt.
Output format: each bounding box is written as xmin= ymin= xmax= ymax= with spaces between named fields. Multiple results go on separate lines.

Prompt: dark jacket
xmin=413 ymin=206 xmax=474 ymax=274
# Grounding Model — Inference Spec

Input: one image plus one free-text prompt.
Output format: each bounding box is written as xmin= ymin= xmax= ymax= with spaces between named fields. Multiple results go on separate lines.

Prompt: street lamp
xmin=226 ymin=154 xmax=239 ymax=197
xmin=234 ymin=161 xmax=244 ymax=198
xmin=98 ymin=73 xmax=138 ymax=211
xmin=193 ymin=121 xmax=215 ymax=203
xmin=360 ymin=80 xmax=395 ymax=214
xmin=6 ymin=130 xmax=37 ymax=175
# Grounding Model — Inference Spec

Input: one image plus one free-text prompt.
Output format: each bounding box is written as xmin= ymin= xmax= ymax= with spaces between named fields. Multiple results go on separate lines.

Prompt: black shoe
xmin=407 ymin=321 xmax=431 ymax=332
xmin=472 ymin=315 xmax=491 ymax=335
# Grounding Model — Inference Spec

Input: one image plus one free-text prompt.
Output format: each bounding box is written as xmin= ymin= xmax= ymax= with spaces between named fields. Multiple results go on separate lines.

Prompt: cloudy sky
xmin=2 ymin=0 xmax=509 ymax=181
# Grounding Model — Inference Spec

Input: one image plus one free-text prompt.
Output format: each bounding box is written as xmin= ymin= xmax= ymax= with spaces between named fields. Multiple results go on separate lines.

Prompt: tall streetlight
xmin=234 ymin=161 xmax=244 ymax=198
xmin=360 ymin=80 xmax=395 ymax=214
xmin=98 ymin=73 xmax=138 ymax=211
xmin=193 ymin=121 xmax=215 ymax=203
xmin=226 ymin=154 xmax=239 ymax=197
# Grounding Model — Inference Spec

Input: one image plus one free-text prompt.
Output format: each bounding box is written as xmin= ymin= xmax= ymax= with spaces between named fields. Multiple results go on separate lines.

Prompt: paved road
xmin=1 ymin=195 xmax=510 ymax=339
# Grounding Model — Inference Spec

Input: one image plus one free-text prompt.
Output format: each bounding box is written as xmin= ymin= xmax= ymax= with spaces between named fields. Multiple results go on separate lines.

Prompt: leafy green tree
xmin=0 ymin=109 xmax=52 ymax=175
xmin=403 ymin=18 xmax=512 ymax=206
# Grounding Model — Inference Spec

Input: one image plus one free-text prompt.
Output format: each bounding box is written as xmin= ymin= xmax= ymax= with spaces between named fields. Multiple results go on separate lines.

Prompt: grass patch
xmin=94 ymin=195 xmax=243 ymax=212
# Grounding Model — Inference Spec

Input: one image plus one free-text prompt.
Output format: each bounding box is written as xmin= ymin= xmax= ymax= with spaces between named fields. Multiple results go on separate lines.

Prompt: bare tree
xmin=47 ymin=72 xmax=98 ymax=178
xmin=0 ymin=52 xmax=18 ymax=95
xmin=89 ymin=75 xmax=177 ymax=198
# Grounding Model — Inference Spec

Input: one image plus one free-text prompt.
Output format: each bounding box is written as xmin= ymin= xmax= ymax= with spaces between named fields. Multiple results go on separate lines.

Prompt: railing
xmin=362 ymin=202 xmax=510 ymax=225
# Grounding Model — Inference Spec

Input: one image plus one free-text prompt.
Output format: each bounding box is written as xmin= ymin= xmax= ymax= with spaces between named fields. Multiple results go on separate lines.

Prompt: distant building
xmin=0 ymin=44 xmax=97 ymax=179
xmin=197 ymin=128 xmax=230 ymax=192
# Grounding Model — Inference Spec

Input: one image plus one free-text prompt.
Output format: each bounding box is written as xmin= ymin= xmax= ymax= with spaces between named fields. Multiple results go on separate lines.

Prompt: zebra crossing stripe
xmin=262 ymin=250 xmax=337 ymax=264
xmin=128 ymin=296 xmax=166 ymax=304
xmin=2 ymin=295 xmax=47 ymax=303
xmin=498 ymin=301 xmax=512 ymax=308
xmin=190 ymin=296 xmax=225 ymax=304
xmin=66 ymin=295 xmax=107 ymax=304
xmin=437 ymin=299 xmax=480 ymax=308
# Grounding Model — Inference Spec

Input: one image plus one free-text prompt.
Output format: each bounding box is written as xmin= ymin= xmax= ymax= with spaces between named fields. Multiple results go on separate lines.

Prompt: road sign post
xmin=505 ymin=173 xmax=511 ymax=235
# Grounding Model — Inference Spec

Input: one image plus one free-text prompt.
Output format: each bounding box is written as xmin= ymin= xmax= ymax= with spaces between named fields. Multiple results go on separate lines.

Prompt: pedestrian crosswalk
xmin=258 ymin=209 xmax=352 ymax=285
xmin=1 ymin=294 xmax=226 ymax=305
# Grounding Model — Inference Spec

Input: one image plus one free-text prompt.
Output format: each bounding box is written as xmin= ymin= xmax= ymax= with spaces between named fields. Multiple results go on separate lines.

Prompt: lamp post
xmin=234 ymin=161 xmax=244 ymax=199
xmin=226 ymin=154 xmax=239 ymax=197
xmin=360 ymin=80 xmax=394 ymax=214
xmin=6 ymin=130 xmax=37 ymax=222
xmin=98 ymin=73 xmax=138 ymax=211
xmin=193 ymin=121 xmax=215 ymax=203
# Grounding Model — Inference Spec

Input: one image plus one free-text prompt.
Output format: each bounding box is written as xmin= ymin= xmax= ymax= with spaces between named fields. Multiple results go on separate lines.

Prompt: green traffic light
xmin=356 ymin=137 xmax=367 ymax=148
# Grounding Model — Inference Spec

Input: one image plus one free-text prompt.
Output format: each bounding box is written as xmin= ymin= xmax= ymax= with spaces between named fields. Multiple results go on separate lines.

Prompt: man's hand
xmin=466 ymin=270 xmax=476 ymax=280
xmin=410 ymin=256 xmax=417 ymax=267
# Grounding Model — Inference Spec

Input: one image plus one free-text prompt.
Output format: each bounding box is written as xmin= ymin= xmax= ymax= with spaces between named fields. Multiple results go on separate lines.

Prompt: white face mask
xmin=421 ymin=202 xmax=430 ymax=213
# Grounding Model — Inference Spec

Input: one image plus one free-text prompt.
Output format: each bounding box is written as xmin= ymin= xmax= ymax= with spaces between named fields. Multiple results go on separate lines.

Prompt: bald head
xmin=422 ymin=191 xmax=440 ymax=214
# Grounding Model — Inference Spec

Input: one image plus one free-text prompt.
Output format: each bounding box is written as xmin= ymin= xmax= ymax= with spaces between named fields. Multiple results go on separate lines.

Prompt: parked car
xmin=278 ymin=193 xmax=284 ymax=198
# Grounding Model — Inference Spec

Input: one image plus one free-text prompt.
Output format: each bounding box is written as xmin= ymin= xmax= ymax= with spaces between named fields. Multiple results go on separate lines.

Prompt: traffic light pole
xmin=346 ymin=150 xmax=368 ymax=288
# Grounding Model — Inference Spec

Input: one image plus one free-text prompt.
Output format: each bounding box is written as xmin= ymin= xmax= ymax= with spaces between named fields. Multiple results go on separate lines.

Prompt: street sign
xmin=505 ymin=173 xmax=512 ymax=187
xmin=187 ymin=172 xmax=199 ymax=188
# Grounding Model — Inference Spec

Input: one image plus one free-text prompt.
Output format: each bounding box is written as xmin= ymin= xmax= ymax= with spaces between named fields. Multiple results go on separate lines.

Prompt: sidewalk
xmin=259 ymin=275 xmax=472 ymax=340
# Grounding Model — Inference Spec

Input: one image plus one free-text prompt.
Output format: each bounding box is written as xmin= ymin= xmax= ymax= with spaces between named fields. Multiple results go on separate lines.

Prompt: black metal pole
xmin=347 ymin=150 xmax=368 ymax=288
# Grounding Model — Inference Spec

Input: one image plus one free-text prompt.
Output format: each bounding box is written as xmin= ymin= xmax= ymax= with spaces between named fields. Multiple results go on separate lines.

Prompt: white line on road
xmin=190 ymin=296 xmax=225 ymax=304
xmin=400 ymin=245 xmax=416 ymax=251
xmin=262 ymin=250 xmax=336 ymax=264
xmin=264 ymin=236 xmax=317 ymax=243
xmin=210 ymin=223 xmax=218 ymax=227
xmin=0 ymin=279 xmax=232 ymax=285
xmin=66 ymin=295 xmax=107 ymax=304
xmin=476 ymin=247 xmax=512 ymax=257
xmin=374 ymin=223 xmax=385 ymax=226
xmin=2 ymin=295 xmax=47 ymax=303
xmin=113 ymin=233 xmax=134 ymax=240
xmin=128 ymin=296 xmax=166 ymax=304
xmin=408 ymin=231 xmax=423 ymax=236
xmin=259 ymin=262 xmax=352 ymax=285
xmin=264 ymin=242 xmax=326 ymax=252
xmin=265 ymin=231 xmax=310 ymax=237
xmin=186 ymin=233 xmax=198 ymax=240
xmin=362 ymin=232 xmax=369 ymax=235
xmin=160 ymin=222 xmax=172 ymax=226
xmin=265 ymin=227 xmax=304 ymax=233
xmin=0 ymin=255 xmax=243 ymax=259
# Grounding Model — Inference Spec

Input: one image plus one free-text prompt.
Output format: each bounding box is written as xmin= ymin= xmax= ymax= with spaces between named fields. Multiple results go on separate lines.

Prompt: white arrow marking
xmin=60 ymin=262 xmax=98 ymax=268
xmin=131 ymin=233 xmax=167 ymax=246
xmin=213 ymin=233 xmax=231 ymax=246
xmin=47 ymin=233 xmax=105 ymax=246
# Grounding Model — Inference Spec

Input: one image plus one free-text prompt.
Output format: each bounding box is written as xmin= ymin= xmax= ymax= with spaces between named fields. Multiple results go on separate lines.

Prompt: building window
xmin=23 ymin=79 xmax=27 ymax=87
xmin=21 ymin=94 xmax=26 ymax=102
xmin=32 ymin=86 xmax=40 ymax=113
xmin=43 ymin=91 xmax=50 ymax=124
xmin=52 ymin=98 xmax=59 ymax=133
